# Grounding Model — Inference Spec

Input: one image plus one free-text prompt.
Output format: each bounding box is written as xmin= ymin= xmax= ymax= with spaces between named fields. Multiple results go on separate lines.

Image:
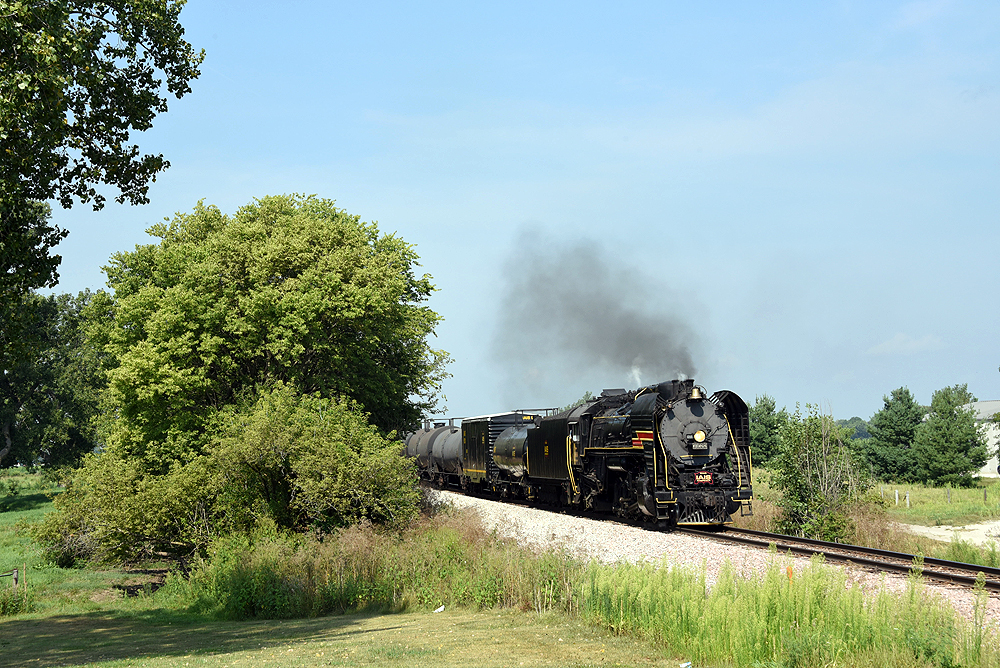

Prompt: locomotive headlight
xmin=693 ymin=430 xmax=706 ymax=443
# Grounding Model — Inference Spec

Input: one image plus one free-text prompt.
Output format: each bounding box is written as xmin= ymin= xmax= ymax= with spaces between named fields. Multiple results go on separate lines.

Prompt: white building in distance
xmin=970 ymin=400 xmax=1000 ymax=479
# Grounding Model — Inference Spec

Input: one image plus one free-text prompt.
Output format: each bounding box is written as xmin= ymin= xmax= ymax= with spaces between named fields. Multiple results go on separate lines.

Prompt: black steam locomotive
xmin=405 ymin=379 xmax=753 ymax=526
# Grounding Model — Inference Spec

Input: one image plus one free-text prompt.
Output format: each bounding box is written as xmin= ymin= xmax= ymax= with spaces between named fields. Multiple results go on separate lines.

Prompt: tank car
xmin=406 ymin=379 xmax=752 ymax=527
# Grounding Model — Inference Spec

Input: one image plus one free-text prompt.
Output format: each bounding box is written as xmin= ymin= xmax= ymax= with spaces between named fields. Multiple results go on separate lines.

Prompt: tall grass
xmin=161 ymin=510 xmax=580 ymax=620
xmin=580 ymin=553 xmax=989 ymax=668
xmin=0 ymin=583 xmax=34 ymax=615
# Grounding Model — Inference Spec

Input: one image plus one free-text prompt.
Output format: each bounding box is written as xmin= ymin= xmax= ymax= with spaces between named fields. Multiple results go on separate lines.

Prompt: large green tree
xmin=748 ymin=394 xmax=788 ymax=467
xmin=856 ymin=387 xmax=924 ymax=482
xmin=91 ymin=194 xmax=450 ymax=472
xmin=0 ymin=290 xmax=102 ymax=466
xmin=1 ymin=0 xmax=203 ymax=209
xmin=34 ymin=195 xmax=448 ymax=563
xmin=1 ymin=1 xmax=203 ymax=317
xmin=913 ymin=384 xmax=987 ymax=487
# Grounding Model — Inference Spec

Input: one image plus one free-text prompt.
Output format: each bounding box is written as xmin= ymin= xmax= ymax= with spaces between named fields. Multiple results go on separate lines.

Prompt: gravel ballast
xmin=431 ymin=489 xmax=1000 ymax=630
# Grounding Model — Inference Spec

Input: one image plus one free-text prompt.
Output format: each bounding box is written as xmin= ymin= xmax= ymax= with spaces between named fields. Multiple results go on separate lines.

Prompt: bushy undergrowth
xmin=161 ymin=509 xmax=580 ymax=620
xmin=31 ymin=385 xmax=422 ymax=567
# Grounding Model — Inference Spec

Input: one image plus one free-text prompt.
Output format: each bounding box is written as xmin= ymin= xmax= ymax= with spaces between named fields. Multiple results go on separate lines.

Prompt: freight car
xmin=405 ymin=379 xmax=752 ymax=527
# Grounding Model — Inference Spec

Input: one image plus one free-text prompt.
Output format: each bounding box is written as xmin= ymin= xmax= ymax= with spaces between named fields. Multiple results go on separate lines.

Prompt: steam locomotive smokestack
xmin=492 ymin=228 xmax=698 ymax=400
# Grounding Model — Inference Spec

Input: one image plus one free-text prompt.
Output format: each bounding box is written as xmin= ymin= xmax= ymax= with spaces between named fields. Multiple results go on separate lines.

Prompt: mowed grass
xmin=877 ymin=479 xmax=1000 ymax=527
xmin=1 ymin=608 xmax=678 ymax=668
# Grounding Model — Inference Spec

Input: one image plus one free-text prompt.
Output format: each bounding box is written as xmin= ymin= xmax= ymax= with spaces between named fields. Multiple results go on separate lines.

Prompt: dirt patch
xmin=902 ymin=519 xmax=1000 ymax=546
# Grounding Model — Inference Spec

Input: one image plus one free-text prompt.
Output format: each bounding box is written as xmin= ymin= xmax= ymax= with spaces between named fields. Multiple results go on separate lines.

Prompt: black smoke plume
xmin=491 ymin=230 xmax=697 ymax=401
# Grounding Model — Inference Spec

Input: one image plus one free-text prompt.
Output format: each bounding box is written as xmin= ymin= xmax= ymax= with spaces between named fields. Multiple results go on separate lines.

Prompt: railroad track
xmin=428 ymin=485 xmax=1000 ymax=593
xmin=678 ymin=526 xmax=1000 ymax=593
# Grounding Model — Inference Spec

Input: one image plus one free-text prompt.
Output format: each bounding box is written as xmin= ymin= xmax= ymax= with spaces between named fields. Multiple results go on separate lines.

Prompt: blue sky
xmin=48 ymin=1 xmax=1000 ymax=421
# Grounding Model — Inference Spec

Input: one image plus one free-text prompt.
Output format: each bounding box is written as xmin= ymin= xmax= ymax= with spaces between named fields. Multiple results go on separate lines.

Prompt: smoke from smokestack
xmin=491 ymin=229 xmax=698 ymax=401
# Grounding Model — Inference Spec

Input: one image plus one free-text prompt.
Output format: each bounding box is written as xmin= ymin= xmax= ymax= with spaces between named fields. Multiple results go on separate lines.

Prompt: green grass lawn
xmin=1 ymin=608 xmax=680 ymax=668
xmin=877 ymin=478 xmax=1000 ymax=527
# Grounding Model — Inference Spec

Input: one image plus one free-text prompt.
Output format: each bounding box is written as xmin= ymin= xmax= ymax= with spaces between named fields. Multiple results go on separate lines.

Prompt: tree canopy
xmin=748 ymin=394 xmax=788 ymax=467
xmin=1 ymin=0 xmax=203 ymax=209
xmin=91 ymin=194 xmax=450 ymax=472
xmin=0 ymin=290 xmax=102 ymax=466
xmin=857 ymin=387 xmax=924 ymax=482
xmin=913 ymin=384 xmax=987 ymax=487
xmin=772 ymin=404 xmax=869 ymax=541
xmin=1 ymin=1 xmax=202 ymax=318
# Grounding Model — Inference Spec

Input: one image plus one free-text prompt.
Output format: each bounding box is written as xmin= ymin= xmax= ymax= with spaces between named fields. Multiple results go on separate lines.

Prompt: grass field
xmin=1 ymin=608 xmax=680 ymax=668
xmin=747 ymin=469 xmax=1000 ymax=528
xmin=877 ymin=479 xmax=1000 ymax=527
xmin=3 ymin=469 xmax=1000 ymax=668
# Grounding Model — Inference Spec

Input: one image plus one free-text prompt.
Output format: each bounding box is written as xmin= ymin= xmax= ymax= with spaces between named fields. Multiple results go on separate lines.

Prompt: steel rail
xmin=677 ymin=526 xmax=1000 ymax=593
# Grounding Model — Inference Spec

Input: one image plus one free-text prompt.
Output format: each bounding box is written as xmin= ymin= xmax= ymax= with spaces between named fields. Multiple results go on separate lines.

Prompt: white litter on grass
xmin=433 ymin=605 xmax=445 ymax=613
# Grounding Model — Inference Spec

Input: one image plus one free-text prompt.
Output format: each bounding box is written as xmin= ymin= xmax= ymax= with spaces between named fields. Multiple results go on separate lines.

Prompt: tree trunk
xmin=0 ymin=420 xmax=11 ymax=465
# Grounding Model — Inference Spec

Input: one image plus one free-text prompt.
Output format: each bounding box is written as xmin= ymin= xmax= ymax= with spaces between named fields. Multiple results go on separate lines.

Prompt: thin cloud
xmin=866 ymin=333 xmax=945 ymax=356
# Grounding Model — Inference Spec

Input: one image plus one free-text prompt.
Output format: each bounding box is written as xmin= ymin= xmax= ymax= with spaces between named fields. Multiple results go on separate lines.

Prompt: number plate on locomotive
xmin=694 ymin=471 xmax=713 ymax=484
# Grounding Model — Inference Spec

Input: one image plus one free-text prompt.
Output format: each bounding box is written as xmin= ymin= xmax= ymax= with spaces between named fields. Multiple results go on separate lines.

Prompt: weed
xmin=0 ymin=584 xmax=33 ymax=615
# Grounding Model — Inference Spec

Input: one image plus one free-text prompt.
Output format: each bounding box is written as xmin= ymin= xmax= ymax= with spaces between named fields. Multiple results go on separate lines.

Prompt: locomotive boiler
xmin=405 ymin=379 xmax=753 ymax=527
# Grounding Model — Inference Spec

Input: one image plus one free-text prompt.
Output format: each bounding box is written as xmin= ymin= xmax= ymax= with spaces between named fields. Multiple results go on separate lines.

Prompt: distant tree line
xmin=750 ymin=385 xmax=991 ymax=488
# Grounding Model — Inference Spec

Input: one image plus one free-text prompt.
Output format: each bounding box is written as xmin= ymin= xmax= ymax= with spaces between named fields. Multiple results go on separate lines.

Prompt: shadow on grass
xmin=0 ymin=492 xmax=56 ymax=514
xmin=0 ymin=608 xmax=390 ymax=668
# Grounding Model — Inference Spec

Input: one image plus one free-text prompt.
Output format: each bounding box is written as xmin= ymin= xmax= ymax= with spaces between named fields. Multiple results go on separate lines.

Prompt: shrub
xmin=32 ymin=385 xmax=421 ymax=564
xmin=773 ymin=405 xmax=871 ymax=541
xmin=31 ymin=453 xmax=218 ymax=565
xmin=211 ymin=384 xmax=420 ymax=533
